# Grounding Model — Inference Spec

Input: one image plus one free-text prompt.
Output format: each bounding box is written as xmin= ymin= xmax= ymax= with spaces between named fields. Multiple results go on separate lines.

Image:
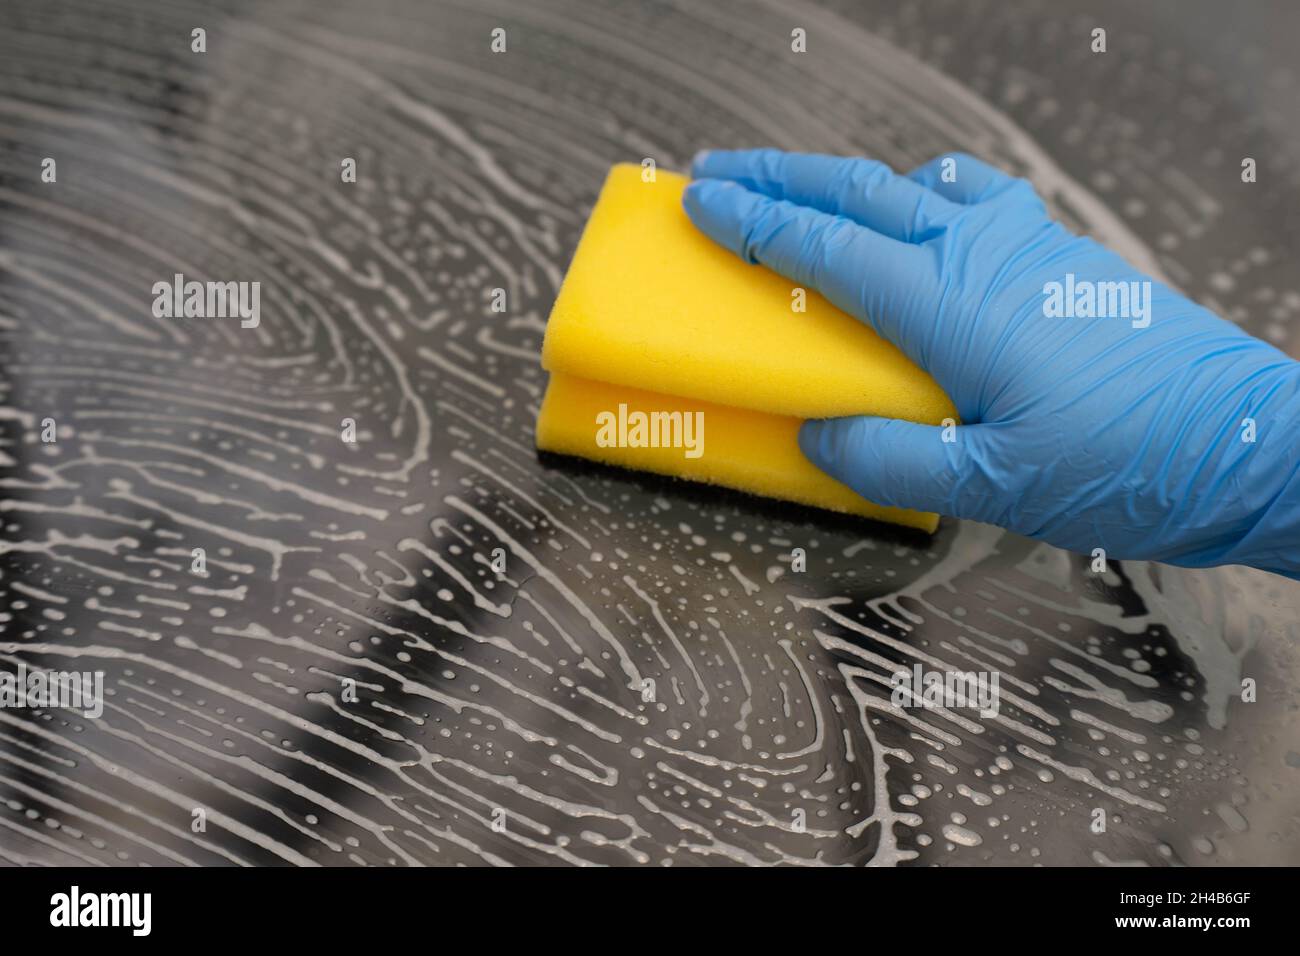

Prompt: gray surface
xmin=0 ymin=0 xmax=1297 ymax=866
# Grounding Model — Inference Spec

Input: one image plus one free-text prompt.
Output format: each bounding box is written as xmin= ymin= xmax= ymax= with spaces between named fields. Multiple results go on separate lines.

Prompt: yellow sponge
xmin=536 ymin=163 xmax=956 ymax=532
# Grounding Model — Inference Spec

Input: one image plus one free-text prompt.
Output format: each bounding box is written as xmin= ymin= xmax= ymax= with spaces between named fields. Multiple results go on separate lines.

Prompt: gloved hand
xmin=684 ymin=148 xmax=1300 ymax=579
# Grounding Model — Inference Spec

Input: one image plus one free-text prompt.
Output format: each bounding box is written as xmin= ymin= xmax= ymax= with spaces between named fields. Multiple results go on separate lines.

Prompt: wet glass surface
xmin=0 ymin=0 xmax=1297 ymax=865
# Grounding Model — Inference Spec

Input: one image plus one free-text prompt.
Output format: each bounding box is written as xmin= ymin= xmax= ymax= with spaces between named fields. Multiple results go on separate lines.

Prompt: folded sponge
xmin=536 ymin=163 xmax=957 ymax=532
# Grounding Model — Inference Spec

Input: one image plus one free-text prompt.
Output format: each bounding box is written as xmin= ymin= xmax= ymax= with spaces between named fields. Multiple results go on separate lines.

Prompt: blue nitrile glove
xmin=683 ymin=148 xmax=1300 ymax=579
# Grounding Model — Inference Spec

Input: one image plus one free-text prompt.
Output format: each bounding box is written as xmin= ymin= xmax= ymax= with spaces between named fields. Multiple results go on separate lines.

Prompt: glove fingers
xmin=905 ymin=152 xmax=1021 ymax=204
xmin=692 ymin=148 xmax=962 ymax=243
xmin=683 ymin=179 xmax=938 ymax=356
xmin=798 ymin=416 xmax=999 ymax=521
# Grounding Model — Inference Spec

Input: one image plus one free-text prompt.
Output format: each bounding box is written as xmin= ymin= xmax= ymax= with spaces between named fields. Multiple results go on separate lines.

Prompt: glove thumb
xmin=799 ymin=416 xmax=1000 ymax=522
